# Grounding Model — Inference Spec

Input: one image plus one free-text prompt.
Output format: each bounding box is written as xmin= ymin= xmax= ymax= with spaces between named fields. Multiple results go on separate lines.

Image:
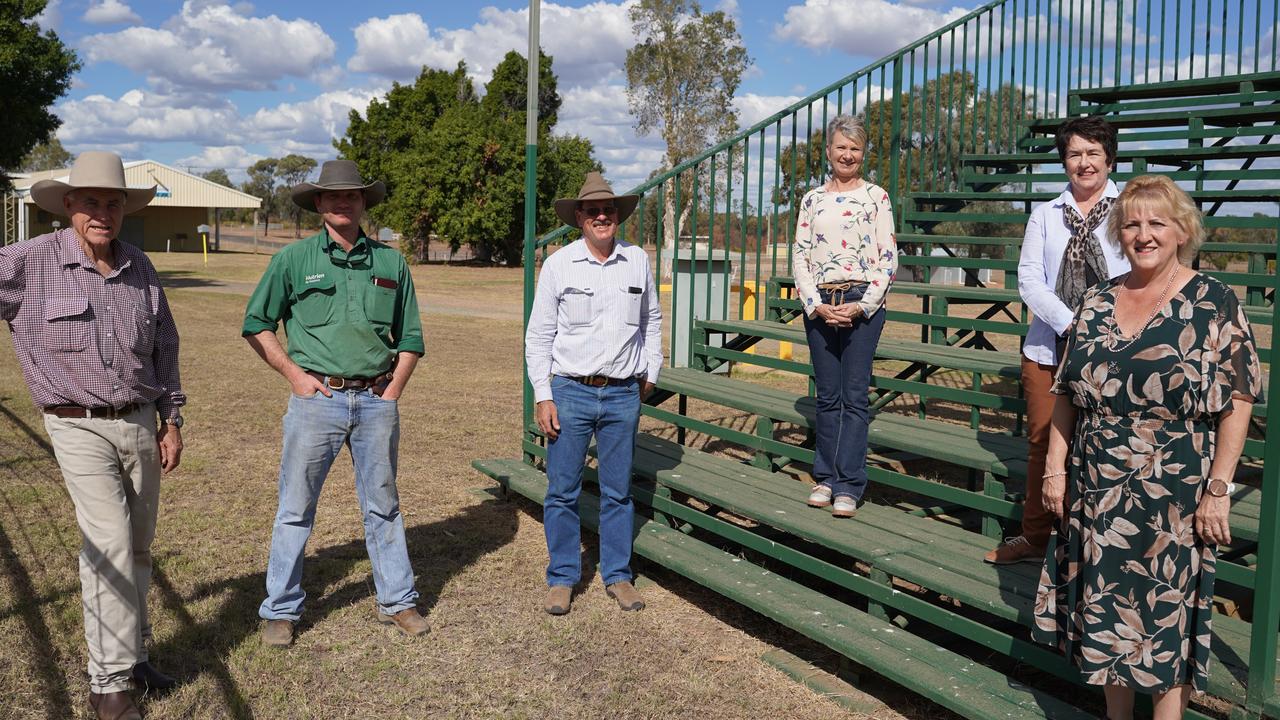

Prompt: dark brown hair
xmin=1054 ymin=116 xmax=1118 ymax=168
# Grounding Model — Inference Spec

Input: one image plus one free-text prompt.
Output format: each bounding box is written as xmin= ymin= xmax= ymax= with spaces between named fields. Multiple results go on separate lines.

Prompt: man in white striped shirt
xmin=525 ymin=172 xmax=663 ymax=616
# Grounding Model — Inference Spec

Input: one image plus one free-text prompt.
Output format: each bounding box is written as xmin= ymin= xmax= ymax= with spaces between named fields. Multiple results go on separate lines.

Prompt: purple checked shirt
xmin=0 ymin=230 xmax=185 ymax=420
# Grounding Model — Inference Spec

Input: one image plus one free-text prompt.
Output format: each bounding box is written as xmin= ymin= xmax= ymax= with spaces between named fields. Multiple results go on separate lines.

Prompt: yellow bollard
xmin=201 ymin=232 xmax=208 ymax=266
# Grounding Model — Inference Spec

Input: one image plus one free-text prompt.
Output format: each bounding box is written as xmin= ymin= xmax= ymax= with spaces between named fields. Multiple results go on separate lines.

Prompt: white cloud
xmin=349 ymin=2 xmax=633 ymax=88
xmin=245 ymin=88 xmax=384 ymax=148
xmin=56 ymin=90 xmax=242 ymax=147
xmin=735 ymin=93 xmax=804 ymax=129
xmin=34 ymin=0 xmax=62 ymax=31
xmin=175 ymin=145 xmax=261 ymax=174
xmin=81 ymin=1 xmax=335 ymax=91
xmin=83 ymin=0 xmax=142 ymax=25
xmin=775 ymin=0 xmax=974 ymax=58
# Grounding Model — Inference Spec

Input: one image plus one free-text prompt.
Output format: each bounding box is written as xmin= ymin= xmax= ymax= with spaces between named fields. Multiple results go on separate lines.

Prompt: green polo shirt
xmin=242 ymin=230 xmax=425 ymax=378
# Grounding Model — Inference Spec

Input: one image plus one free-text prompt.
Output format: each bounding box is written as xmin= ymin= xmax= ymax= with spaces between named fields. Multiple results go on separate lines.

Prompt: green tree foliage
xmin=625 ymin=0 xmax=750 ymax=244
xmin=199 ymin=168 xmax=233 ymax=188
xmin=19 ymin=134 xmax=72 ymax=172
xmin=242 ymin=158 xmax=279 ymax=235
xmin=336 ymin=52 xmax=598 ymax=265
xmin=0 ymin=0 xmax=80 ymax=189
xmin=275 ymin=154 xmax=317 ymax=237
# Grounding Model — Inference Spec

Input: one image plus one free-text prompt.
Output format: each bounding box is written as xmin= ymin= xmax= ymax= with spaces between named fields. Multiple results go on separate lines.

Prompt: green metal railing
xmin=522 ymin=0 xmax=1280 ymax=712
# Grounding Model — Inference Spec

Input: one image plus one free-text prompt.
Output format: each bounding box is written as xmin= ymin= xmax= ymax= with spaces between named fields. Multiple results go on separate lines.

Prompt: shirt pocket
xmin=622 ymin=287 xmax=643 ymax=326
xmin=292 ymin=278 xmax=337 ymax=327
xmin=132 ymin=300 xmax=156 ymax=355
xmin=364 ymin=279 xmax=398 ymax=328
xmin=41 ymin=297 xmax=91 ymax=352
xmin=560 ymin=287 xmax=594 ymax=327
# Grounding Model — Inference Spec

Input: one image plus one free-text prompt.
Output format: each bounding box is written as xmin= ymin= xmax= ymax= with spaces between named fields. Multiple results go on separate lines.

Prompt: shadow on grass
xmin=147 ymin=499 xmax=519 ymax=718
xmin=155 ymin=270 xmax=227 ymax=290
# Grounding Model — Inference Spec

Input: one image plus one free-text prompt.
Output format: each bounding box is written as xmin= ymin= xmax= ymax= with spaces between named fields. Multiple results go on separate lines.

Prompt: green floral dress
xmin=1032 ymin=272 xmax=1264 ymax=692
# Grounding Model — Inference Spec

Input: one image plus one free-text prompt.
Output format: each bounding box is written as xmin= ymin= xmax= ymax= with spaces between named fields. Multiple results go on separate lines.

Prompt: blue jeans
xmin=259 ymin=389 xmax=418 ymax=621
xmin=802 ymin=284 xmax=886 ymax=501
xmin=543 ymin=375 xmax=641 ymax=588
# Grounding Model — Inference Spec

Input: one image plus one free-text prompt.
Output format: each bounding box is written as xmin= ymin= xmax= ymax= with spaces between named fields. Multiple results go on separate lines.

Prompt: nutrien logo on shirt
xmin=305 ymin=274 xmax=325 ymax=284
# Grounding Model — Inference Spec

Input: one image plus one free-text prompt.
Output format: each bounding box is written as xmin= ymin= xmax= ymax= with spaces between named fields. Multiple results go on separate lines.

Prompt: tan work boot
xmin=545 ymin=585 xmax=572 ymax=615
xmin=261 ymin=619 xmax=294 ymax=648
xmin=606 ymin=581 xmax=645 ymax=611
xmin=983 ymin=535 xmax=1046 ymax=565
xmin=89 ymin=690 xmax=142 ymax=720
xmin=377 ymin=607 xmax=430 ymax=636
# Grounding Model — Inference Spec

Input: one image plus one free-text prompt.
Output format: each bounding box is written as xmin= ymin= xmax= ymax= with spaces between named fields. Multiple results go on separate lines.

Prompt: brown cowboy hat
xmin=553 ymin=172 xmax=639 ymax=228
xmin=30 ymin=151 xmax=157 ymax=215
xmin=291 ymin=159 xmax=386 ymax=212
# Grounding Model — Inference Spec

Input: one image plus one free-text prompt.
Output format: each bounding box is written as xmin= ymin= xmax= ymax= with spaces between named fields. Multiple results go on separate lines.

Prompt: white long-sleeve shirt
xmin=525 ymin=238 xmax=664 ymax=403
xmin=1019 ymin=180 xmax=1129 ymax=366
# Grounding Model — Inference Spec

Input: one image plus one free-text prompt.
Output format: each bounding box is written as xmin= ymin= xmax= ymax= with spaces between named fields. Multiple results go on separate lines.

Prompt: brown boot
xmin=377 ymin=607 xmax=430 ymax=636
xmin=606 ymin=581 xmax=645 ymax=611
xmin=545 ymin=585 xmax=572 ymax=615
xmin=983 ymin=536 xmax=1046 ymax=565
xmin=261 ymin=619 xmax=294 ymax=648
xmin=89 ymin=690 xmax=142 ymax=720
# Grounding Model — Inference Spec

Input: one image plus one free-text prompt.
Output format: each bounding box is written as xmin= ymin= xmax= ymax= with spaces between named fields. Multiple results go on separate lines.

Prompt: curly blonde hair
xmin=1107 ymin=174 xmax=1204 ymax=265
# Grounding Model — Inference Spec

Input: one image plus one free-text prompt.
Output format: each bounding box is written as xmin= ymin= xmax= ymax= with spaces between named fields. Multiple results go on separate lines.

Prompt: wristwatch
xmin=1206 ymin=478 xmax=1235 ymax=498
xmin=164 ymin=415 xmax=184 ymax=429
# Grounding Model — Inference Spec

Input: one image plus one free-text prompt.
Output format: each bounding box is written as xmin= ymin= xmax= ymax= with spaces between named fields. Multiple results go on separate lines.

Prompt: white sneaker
xmin=832 ymin=495 xmax=858 ymax=518
xmin=807 ymin=485 xmax=833 ymax=507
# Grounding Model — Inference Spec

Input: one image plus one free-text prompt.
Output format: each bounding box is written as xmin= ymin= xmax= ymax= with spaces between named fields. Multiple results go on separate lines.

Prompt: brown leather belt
xmin=305 ymin=370 xmax=388 ymax=391
xmin=44 ymin=402 xmax=141 ymax=419
xmin=564 ymin=375 xmax=634 ymax=388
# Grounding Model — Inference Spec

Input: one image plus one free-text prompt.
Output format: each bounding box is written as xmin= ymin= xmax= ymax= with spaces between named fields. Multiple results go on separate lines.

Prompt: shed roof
xmin=13 ymin=160 xmax=261 ymax=209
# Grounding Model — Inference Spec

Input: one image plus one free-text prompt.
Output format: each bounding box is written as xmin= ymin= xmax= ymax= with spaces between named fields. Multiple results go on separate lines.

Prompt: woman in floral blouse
xmin=794 ymin=114 xmax=897 ymax=518
xmin=1034 ymin=175 xmax=1262 ymax=719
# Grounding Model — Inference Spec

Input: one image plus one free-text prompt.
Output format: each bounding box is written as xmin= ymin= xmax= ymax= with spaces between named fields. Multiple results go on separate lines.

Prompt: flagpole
xmin=521 ymin=0 xmax=540 ymax=456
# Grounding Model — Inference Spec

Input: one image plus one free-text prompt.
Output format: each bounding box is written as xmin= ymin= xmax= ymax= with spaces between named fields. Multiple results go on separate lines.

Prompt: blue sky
xmin=36 ymin=0 xmax=978 ymax=189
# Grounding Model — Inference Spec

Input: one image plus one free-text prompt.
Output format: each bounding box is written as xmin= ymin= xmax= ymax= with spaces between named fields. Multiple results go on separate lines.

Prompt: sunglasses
xmin=580 ymin=205 xmax=617 ymax=217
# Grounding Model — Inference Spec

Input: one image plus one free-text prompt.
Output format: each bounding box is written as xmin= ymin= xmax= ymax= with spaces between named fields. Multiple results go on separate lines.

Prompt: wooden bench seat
xmin=1069 ymin=70 xmax=1280 ymax=103
xmin=1023 ymin=103 xmax=1280 ymax=131
xmin=471 ymin=457 xmax=1096 ymax=720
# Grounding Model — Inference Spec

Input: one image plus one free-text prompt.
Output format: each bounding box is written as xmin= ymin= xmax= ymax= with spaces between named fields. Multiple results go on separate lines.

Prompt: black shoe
xmin=131 ymin=661 xmax=176 ymax=692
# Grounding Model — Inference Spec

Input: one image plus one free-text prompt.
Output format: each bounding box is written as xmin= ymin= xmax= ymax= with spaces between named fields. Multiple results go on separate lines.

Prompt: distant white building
xmin=4 ymin=160 xmax=261 ymax=252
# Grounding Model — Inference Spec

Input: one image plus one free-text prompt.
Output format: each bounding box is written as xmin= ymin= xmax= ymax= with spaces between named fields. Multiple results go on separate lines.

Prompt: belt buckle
xmin=585 ymin=375 xmax=605 ymax=387
xmin=327 ymin=375 xmax=346 ymax=390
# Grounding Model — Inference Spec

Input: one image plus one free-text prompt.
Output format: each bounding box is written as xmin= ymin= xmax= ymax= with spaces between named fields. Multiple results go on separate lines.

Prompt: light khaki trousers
xmin=43 ymin=404 xmax=160 ymax=694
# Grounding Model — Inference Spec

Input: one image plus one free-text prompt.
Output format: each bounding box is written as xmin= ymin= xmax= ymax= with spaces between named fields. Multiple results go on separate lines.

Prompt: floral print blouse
xmin=792 ymin=183 xmax=898 ymax=317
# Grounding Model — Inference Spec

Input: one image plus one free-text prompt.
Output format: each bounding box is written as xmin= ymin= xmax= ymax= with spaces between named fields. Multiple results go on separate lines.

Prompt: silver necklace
xmin=1116 ymin=263 xmax=1181 ymax=338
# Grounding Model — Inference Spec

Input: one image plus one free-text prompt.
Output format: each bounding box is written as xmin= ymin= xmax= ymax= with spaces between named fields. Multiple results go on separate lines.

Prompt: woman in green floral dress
xmin=1033 ymin=175 xmax=1264 ymax=720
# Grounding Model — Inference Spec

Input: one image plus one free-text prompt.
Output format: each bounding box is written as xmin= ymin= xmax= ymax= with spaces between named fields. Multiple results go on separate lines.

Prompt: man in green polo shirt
xmin=242 ymin=160 xmax=428 ymax=647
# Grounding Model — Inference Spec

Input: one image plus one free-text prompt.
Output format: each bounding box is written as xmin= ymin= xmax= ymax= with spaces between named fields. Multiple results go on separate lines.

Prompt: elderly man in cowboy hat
xmin=525 ymin=171 xmax=663 ymax=615
xmin=0 ymin=151 xmax=185 ymax=719
xmin=242 ymin=159 xmax=427 ymax=647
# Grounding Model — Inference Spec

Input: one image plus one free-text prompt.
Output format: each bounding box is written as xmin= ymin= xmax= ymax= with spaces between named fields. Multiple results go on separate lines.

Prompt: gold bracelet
xmin=1042 ymin=470 xmax=1068 ymax=479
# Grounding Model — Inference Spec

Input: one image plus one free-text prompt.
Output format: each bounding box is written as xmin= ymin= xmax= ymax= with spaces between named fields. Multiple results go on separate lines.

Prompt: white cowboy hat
xmin=290 ymin=160 xmax=386 ymax=213
xmin=29 ymin=151 xmax=157 ymax=215
xmin=553 ymin=172 xmax=640 ymax=228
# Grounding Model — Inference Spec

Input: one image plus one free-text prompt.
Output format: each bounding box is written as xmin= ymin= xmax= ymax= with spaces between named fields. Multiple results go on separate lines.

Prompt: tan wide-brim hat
xmin=553 ymin=171 xmax=640 ymax=228
xmin=29 ymin=151 xmax=157 ymax=215
xmin=291 ymin=159 xmax=386 ymax=213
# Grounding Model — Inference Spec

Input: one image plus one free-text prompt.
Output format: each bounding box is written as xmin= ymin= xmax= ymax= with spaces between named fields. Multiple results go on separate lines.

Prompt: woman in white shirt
xmin=984 ymin=115 xmax=1130 ymax=564
xmin=794 ymin=114 xmax=898 ymax=518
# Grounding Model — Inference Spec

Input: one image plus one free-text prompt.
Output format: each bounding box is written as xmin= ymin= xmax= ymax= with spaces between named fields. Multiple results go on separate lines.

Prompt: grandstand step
xmin=470 ymin=457 xmax=1095 ymax=720
xmin=767 ymin=277 xmax=1021 ymax=304
xmin=1069 ymin=70 xmax=1280 ymax=103
xmin=911 ymin=189 xmax=1280 ymax=205
xmin=962 ymin=144 xmax=1280 ymax=168
xmin=1024 ymin=103 xmax=1280 ymax=132
xmin=964 ymin=168 xmax=1280 ymax=185
xmin=908 ymin=205 xmax=1278 ymax=232
xmin=1019 ymin=123 xmax=1279 ymax=150
xmin=697 ymin=319 xmax=1022 ymax=376
xmin=655 ymin=366 xmax=1026 ymax=476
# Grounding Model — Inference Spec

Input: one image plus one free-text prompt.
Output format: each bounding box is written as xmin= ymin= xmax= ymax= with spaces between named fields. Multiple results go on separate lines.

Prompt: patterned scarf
xmin=1055 ymin=196 xmax=1114 ymax=311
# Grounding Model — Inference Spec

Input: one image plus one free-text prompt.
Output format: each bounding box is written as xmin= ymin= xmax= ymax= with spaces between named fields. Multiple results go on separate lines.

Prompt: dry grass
xmin=0 ymin=251 xmax=941 ymax=720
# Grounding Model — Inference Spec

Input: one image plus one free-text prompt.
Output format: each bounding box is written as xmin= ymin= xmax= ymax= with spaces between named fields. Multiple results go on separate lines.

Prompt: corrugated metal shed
xmin=14 ymin=160 xmax=261 ymax=209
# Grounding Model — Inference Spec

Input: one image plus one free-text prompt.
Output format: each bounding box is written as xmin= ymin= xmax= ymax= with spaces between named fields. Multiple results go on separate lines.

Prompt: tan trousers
xmin=1021 ymin=357 xmax=1057 ymax=548
xmin=43 ymin=404 xmax=160 ymax=694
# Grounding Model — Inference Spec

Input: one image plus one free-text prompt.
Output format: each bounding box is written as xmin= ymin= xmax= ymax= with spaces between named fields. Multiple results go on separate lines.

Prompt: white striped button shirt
xmin=525 ymin=238 xmax=663 ymax=403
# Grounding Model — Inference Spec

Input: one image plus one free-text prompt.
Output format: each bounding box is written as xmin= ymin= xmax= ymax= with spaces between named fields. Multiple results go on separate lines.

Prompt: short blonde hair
xmin=1108 ymin=174 xmax=1205 ymax=265
xmin=826 ymin=114 xmax=867 ymax=148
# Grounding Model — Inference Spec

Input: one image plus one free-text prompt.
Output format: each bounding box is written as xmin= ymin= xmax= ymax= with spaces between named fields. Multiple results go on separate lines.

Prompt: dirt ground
xmin=0 ymin=249 xmax=950 ymax=720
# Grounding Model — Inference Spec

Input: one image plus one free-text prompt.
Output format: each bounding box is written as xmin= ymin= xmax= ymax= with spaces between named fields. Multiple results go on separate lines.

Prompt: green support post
xmin=521 ymin=0 xmax=541 ymax=467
